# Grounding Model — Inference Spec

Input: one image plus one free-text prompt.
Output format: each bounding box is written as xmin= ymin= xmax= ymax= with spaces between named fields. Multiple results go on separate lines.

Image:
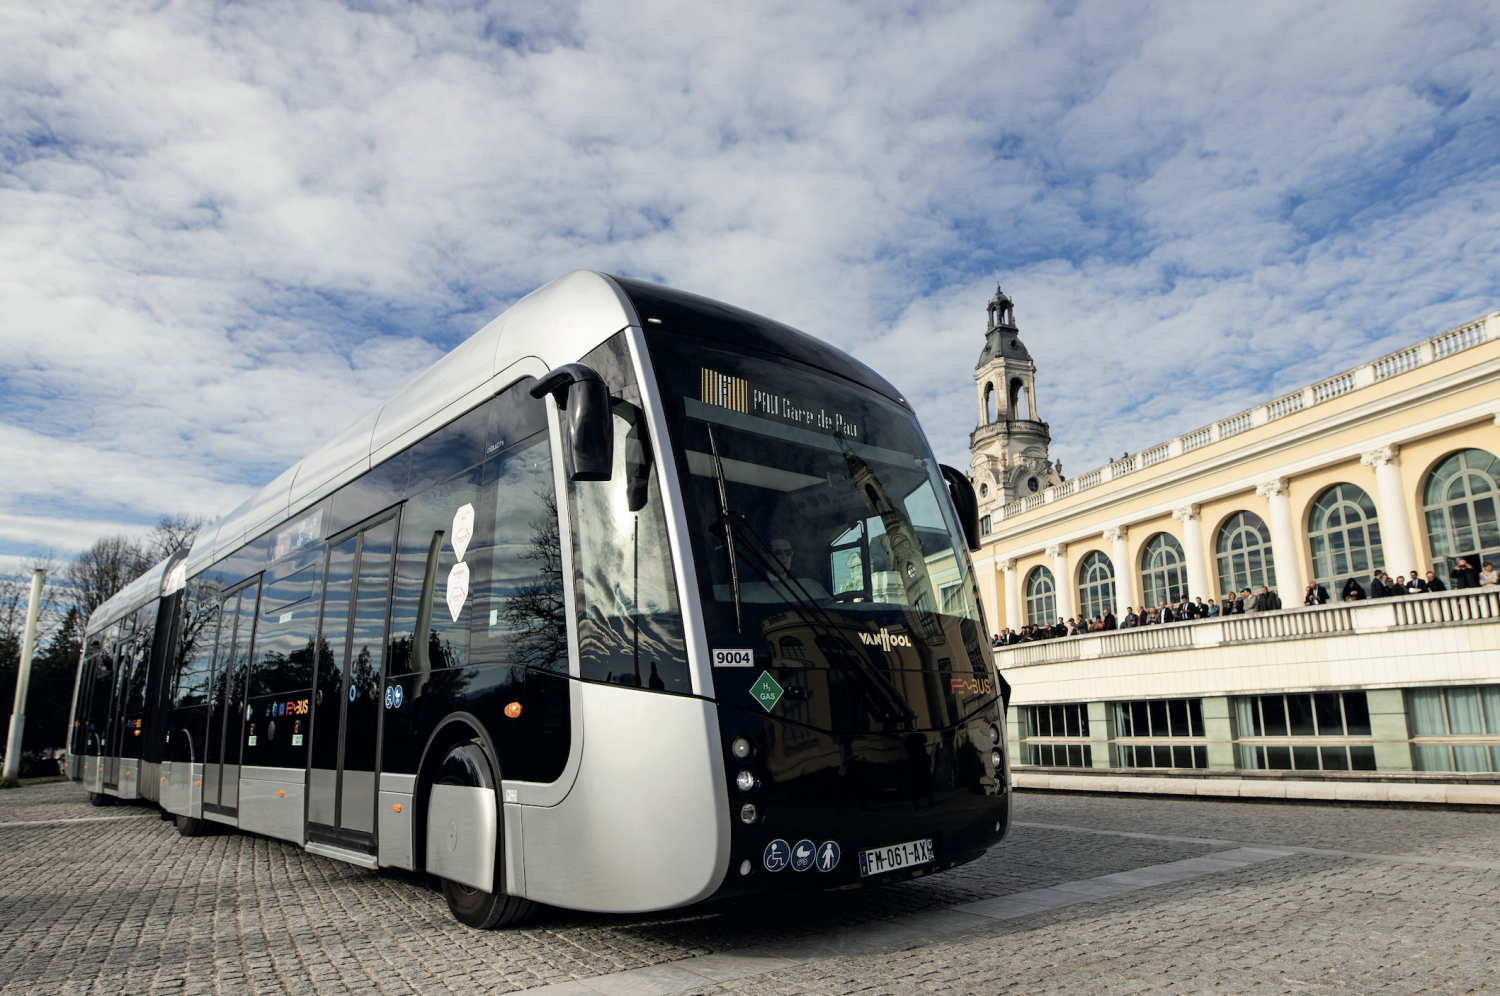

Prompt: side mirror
xmin=531 ymin=364 xmax=615 ymax=482
xmin=940 ymin=464 xmax=982 ymax=552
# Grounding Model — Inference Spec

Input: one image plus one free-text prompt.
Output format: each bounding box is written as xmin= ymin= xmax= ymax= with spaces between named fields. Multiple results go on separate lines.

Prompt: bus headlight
xmin=990 ymin=723 xmax=1001 ymax=744
xmin=991 ymin=749 xmax=1003 ymax=770
xmin=735 ymin=770 xmax=758 ymax=793
xmin=739 ymin=803 xmax=759 ymax=824
xmin=731 ymin=736 xmax=755 ymax=761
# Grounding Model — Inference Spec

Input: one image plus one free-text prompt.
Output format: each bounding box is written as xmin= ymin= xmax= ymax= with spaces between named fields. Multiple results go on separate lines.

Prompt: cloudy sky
xmin=3 ymin=0 xmax=1499 ymax=566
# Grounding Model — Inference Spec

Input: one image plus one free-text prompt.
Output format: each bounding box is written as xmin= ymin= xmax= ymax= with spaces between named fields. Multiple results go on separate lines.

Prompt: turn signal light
xmin=730 ymin=736 xmax=754 ymax=761
xmin=739 ymin=803 xmax=759 ymax=824
xmin=504 ymin=702 xmax=523 ymax=719
xmin=990 ymin=723 xmax=1001 ymax=744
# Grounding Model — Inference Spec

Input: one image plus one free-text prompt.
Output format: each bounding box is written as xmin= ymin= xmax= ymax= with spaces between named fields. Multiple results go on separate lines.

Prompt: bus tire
xmin=87 ymin=792 xmax=116 ymax=807
xmin=175 ymin=814 xmax=210 ymax=837
xmin=440 ymin=879 xmax=538 ymax=929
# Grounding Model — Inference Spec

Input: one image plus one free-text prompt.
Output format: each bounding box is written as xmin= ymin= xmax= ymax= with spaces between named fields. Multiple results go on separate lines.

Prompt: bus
xmin=68 ymin=271 xmax=1012 ymax=928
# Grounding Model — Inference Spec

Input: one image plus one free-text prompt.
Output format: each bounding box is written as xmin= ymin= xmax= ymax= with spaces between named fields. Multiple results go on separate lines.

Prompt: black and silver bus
xmin=68 ymin=272 xmax=1011 ymax=928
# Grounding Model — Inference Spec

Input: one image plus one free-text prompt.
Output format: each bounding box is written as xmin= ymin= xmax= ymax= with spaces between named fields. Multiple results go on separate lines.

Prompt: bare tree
xmin=65 ymin=536 xmax=152 ymax=618
xmin=147 ymin=512 xmax=213 ymax=562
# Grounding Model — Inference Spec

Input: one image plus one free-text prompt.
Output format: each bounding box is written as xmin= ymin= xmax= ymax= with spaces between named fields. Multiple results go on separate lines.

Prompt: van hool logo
xmin=859 ymin=628 xmax=912 ymax=651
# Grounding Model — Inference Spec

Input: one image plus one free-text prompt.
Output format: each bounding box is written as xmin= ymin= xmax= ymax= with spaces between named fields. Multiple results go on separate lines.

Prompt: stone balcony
xmin=994 ymin=587 xmax=1500 ymax=704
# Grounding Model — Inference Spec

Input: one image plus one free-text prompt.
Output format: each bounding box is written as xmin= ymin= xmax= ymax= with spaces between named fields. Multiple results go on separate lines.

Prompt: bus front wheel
xmin=175 ymin=814 xmax=210 ymax=837
xmin=440 ymin=878 xmax=537 ymax=929
xmin=87 ymin=792 xmax=115 ymax=807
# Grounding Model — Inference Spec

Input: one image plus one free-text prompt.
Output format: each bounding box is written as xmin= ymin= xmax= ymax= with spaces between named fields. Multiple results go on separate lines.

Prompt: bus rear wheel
xmin=174 ymin=814 xmax=210 ymax=837
xmin=441 ymin=878 xmax=538 ymax=929
xmin=87 ymin=791 xmax=115 ymax=807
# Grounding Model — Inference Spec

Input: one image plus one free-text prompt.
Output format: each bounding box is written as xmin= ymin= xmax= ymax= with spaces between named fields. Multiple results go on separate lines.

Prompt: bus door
xmin=204 ymin=580 xmax=260 ymax=817
xmin=308 ymin=513 xmax=396 ymax=850
xmin=81 ymin=638 xmax=115 ymax=790
xmin=101 ymin=624 xmax=136 ymax=790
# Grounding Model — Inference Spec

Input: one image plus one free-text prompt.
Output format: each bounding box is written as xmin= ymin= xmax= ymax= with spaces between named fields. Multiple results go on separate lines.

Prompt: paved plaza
xmin=0 ymin=783 xmax=1495 ymax=995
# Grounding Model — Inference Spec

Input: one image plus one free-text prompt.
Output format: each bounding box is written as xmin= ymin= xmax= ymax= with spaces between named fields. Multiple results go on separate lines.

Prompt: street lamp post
xmin=2 ymin=568 xmax=46 ymax=787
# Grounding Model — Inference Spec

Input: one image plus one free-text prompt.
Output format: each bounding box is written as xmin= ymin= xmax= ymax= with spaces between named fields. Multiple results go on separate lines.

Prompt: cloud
xmin=2 ymin=0 xmax=1499 ymax=557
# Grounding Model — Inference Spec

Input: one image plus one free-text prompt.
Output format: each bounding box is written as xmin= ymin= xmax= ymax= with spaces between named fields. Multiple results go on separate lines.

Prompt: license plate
xmin=858 ymin=838 xmax=934 ymax=877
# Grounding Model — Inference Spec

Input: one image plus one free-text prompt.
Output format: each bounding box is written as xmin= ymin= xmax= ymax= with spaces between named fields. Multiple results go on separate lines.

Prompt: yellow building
xmin=965 ymin=304 xmax=1500 ymax=801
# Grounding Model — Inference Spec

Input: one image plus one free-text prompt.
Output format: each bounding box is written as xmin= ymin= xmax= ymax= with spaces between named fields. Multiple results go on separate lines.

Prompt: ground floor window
xmin=1110 ymin=698 xmax=1207 ymax=769
xmin=1114 ymin=743 xmax=1208 ymax=768
xmin=1409 ymin=686 xmax=1500 ymax=772
xmin=1027 ymin=743 xmax=1094 ymax=767
xmin=1022 ymin=704 xmax=1092 ymax=767
xmin=1233 ymin=692 xmax=1376 ymax=770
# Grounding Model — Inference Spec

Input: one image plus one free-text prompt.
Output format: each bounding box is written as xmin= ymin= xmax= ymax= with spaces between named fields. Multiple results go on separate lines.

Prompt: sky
xmin=3 ymin=0 xmax=1500 ymax=567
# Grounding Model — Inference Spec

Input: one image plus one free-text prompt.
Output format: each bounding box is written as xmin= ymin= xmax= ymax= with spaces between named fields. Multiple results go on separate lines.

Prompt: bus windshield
xmin=646 ymin=330 xmax=991 ymax=729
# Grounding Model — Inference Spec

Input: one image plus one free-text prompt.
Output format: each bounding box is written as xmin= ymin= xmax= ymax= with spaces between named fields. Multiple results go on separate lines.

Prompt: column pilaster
xmin=1255 ymin=477 xmax=1304 ymax=599
xmin=1047 ymin=543 xmax=1072 ymax=621
xmin=1171 ymin=505 xmax=1210 ymax=599
xmin=1361 ymin=445 xmax=1419 ymax=574
xmin=1001 ymin=558 xmax=1022 ymax=631
xmin=1104 ymin=525 xmax=1132 ymax=612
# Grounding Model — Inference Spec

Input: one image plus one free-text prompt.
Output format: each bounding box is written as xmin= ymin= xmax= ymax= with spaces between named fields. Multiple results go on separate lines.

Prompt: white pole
xmin=2 ymin=569 xmax=46 ymax=785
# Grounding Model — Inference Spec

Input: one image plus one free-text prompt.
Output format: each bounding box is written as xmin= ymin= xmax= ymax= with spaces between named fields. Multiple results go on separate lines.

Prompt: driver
xmin=770 ymin=538 xmax=795 ymax=580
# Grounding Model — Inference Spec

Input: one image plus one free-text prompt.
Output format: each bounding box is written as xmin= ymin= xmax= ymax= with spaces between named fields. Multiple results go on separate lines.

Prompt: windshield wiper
xmin=706 ymin=425 xmax=743 ymax=634
xmin=731 ymin=521 xmax=916 ymax=727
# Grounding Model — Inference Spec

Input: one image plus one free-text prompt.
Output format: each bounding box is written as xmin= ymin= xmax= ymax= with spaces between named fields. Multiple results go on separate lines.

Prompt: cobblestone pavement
xmin=0 ymin=782 xmax=1494 ymax=995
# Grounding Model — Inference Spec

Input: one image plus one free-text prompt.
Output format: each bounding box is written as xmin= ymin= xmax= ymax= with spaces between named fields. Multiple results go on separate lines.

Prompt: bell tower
xmin=969 ymin=284 xmax=1060 ymax=525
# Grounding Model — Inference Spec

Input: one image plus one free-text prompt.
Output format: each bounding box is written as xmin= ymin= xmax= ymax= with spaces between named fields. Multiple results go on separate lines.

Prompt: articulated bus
xmin=69 ymin=272 xmax=1011 ymax=928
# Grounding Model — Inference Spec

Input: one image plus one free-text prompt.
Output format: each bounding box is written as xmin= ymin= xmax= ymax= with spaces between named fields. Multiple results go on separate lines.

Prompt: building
xmin=965 ymin=298 xmax=1500 ymax=801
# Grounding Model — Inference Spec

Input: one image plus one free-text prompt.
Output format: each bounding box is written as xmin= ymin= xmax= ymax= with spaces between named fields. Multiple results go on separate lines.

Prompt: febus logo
xmin=859 ymin=628 xmax=912 ymax=651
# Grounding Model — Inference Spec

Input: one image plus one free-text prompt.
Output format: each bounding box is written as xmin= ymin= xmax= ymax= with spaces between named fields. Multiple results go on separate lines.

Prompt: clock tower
xmin=969 ymin=284 xmax=1060 ymax=526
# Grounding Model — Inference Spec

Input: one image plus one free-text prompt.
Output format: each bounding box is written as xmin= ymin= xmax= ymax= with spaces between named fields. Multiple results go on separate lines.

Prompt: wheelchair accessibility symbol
xmin=763 ymin=839 xmax=791 ymax=872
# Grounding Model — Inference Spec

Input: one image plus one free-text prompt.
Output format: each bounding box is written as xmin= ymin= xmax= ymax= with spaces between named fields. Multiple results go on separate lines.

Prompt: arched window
xmin=1424 ymin=448 xmax=1500 ymax=582
xmin=983 ymin=383 xmax=996 ymax=424
xmin=1308 ymin=483 xmax=1384 ymax=600
xmin=1216 ymin=511 xmax=1277 ymax=595
xmin=1010 ymin=379 xmax=1029 ymax=420
xmin=1025 ymin=566 xmax=1056 ymax=625
xmin=1076 ymin=551 xmax=1116 ymax=620
xmin=1140 ymin=534 xmax=1187 ymax=608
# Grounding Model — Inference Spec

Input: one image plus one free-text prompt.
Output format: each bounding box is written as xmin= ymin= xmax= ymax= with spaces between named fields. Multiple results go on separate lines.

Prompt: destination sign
xmin=700 ymin=368 xmax=861 ymax=439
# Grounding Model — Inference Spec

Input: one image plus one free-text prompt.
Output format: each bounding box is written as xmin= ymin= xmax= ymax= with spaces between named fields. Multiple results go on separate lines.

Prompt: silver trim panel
xmin=520 ymin=682 xmax=728 ymax=913
xmin=426 ymin=784 xmax=497 ymax=893
xmin=378 ymin=791 xmax=414 ymax=870
xmin=305 ymin=841 xmax=379 ymax=869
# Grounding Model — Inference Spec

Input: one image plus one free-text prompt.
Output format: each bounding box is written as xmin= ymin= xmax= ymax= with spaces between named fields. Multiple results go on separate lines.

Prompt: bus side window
xmin=475 ymin=430 xmax=562 ymax=671
xmin=389 ymin=465 xmax=483 ymax=673
xmin=566 ymin=333 xmax=690 ymax=693
xmin=174 ymin=581 xmax=221 ymax=709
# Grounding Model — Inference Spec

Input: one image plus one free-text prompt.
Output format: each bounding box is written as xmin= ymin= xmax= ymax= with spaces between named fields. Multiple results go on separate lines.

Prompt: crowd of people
xmin=990 ymin=556 xmax=1499 ymax=647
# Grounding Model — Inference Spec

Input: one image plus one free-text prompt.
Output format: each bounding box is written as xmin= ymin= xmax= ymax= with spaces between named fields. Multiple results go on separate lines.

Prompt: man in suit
xmin=1406 ymin=570 xmax=1429 ymax=594
xmin=1370 ymin=571 xmax=1389 ymax=598
xmin=1177 ymin=596 xmax=1195 ymax=620
xmin=1102 ymin=608 xmax=1117 ymax=631
xmin=1158 ymin=601 xmax=1176 ymax=624
xmin=1304 ymin=582 xmax=1329 ymax=605
xmin=1122 ymin=606 xmax=1138 ymax=628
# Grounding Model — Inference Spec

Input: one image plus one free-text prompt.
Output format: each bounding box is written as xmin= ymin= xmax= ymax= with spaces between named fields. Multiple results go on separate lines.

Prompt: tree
xmin=147 ymin=512 xmax=212 ymax=562
xmin=64 ymin=536 xmax=152 ymax=618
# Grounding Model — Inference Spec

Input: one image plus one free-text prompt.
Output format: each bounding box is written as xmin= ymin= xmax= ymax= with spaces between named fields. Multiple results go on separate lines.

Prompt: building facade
xmin=965 ymin=303 xmax=1500 ymax=793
